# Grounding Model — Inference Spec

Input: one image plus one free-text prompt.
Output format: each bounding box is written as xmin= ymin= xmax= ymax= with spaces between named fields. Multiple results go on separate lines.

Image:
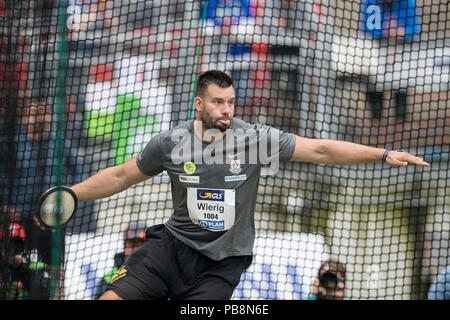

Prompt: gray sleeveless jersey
xmin=136 ymin=118 xmax=296 ymax=260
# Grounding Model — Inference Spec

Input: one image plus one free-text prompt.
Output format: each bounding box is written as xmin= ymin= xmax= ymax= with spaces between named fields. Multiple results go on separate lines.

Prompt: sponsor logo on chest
xmin=197 ymin=189 xmax=225 ymax=201
xmin=179 ymin=175 xmax=200 ymax=184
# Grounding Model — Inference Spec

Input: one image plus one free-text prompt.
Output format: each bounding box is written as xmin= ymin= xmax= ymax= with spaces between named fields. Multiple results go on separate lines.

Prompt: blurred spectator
xmin=428 ymin=265 xmax=450 ymax=300
xmin=94 ymin=222 xmax=146 ymax=299
xmin=308 ymin=259 xmax=347 ymax=300
xmin=0 ymin=206 xmax=22 ymax=225
xmin=0 ymin=99 xmax=94 ymax=265
xmin=0 ymin=223 xmax=51 ymax=300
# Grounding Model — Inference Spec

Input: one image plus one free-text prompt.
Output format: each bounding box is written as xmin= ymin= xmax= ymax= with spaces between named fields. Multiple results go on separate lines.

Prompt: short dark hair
xmin=195 ymin=70 xmax=234 ymax=98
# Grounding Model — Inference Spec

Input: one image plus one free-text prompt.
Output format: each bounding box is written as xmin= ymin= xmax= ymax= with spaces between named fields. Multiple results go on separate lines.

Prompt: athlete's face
xmin=195 ymin=84 xmax=235 ymax=132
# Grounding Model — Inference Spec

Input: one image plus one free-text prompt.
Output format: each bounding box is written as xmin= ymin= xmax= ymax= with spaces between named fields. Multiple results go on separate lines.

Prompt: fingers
xmin=33 ymin=216 xmax=46 ymax=231
xmin=412 ymin=157 xmax=430 ymax=167
xmin=393 ymin=159 xmax=408 ymax=167
xmin=33 ymin=216 xmax=55 ymax=232
xmin=403 ymin=153 xmax=430 ymax=167
xmin=387 ymin=151 xmax=430 ymax=167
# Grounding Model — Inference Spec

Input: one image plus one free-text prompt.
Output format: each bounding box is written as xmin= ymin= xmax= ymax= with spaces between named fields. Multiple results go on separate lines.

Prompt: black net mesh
xmin=0 ymin=0 xmax=449 ymax=300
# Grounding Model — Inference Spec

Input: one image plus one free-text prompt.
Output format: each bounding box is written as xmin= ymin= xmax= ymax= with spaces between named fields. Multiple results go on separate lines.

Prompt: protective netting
xmin=0 ymin=0 xmax=449 ymax=300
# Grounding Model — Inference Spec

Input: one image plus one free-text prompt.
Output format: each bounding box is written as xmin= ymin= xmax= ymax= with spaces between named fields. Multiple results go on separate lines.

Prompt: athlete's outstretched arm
xmin=71 ymin=156 xmax=151 ymax=202
xmin=291 ymin=136 xmax=430 ymax=167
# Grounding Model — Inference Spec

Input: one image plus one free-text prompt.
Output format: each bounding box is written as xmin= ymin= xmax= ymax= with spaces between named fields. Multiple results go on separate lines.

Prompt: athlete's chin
xmin=216 ymin=119 xmax=231 ymax=131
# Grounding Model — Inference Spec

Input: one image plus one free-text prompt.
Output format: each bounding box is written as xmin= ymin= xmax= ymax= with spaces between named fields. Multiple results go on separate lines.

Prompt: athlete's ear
xmin=194 ymin=96 xmax=203 ymax=113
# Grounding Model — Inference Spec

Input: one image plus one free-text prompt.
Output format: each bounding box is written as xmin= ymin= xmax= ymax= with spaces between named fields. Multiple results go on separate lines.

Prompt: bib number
xmin=187 ymin=188 xmax=235 ymax=232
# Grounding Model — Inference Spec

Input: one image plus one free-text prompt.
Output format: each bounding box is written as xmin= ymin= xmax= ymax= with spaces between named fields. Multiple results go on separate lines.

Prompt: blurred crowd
xmin=0 ymin=0 xmax=449 ymax=300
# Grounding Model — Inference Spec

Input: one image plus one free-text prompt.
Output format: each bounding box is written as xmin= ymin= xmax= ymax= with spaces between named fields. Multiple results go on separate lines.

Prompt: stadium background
xmin=0 ymin=0 xmax=449 ymax=299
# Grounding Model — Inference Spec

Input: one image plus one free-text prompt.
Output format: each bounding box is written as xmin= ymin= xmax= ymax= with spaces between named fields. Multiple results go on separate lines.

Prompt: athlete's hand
xmin=384 ymin=150 xmax=430 ymax=167
xmin=33 ymin=216 xmax=54 ymax=232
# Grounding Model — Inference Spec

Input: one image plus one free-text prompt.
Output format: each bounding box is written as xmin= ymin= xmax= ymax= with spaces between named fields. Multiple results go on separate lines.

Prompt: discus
xmin=35 ymin=186 xmax=78 ymax=228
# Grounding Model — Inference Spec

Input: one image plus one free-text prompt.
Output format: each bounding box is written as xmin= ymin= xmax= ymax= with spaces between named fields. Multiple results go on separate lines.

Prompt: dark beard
xmin=199 ymin=112 xmax=231 ymax=132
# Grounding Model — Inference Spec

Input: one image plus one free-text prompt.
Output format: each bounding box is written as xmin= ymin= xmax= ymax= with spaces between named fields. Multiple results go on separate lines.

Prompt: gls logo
xmin=197 ymin=189 xmax=224 ymax=201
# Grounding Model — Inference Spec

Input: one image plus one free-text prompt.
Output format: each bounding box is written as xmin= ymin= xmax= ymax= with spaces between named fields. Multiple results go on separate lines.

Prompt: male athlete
xmin=65 ymin=70 xmax=429 ymax=300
